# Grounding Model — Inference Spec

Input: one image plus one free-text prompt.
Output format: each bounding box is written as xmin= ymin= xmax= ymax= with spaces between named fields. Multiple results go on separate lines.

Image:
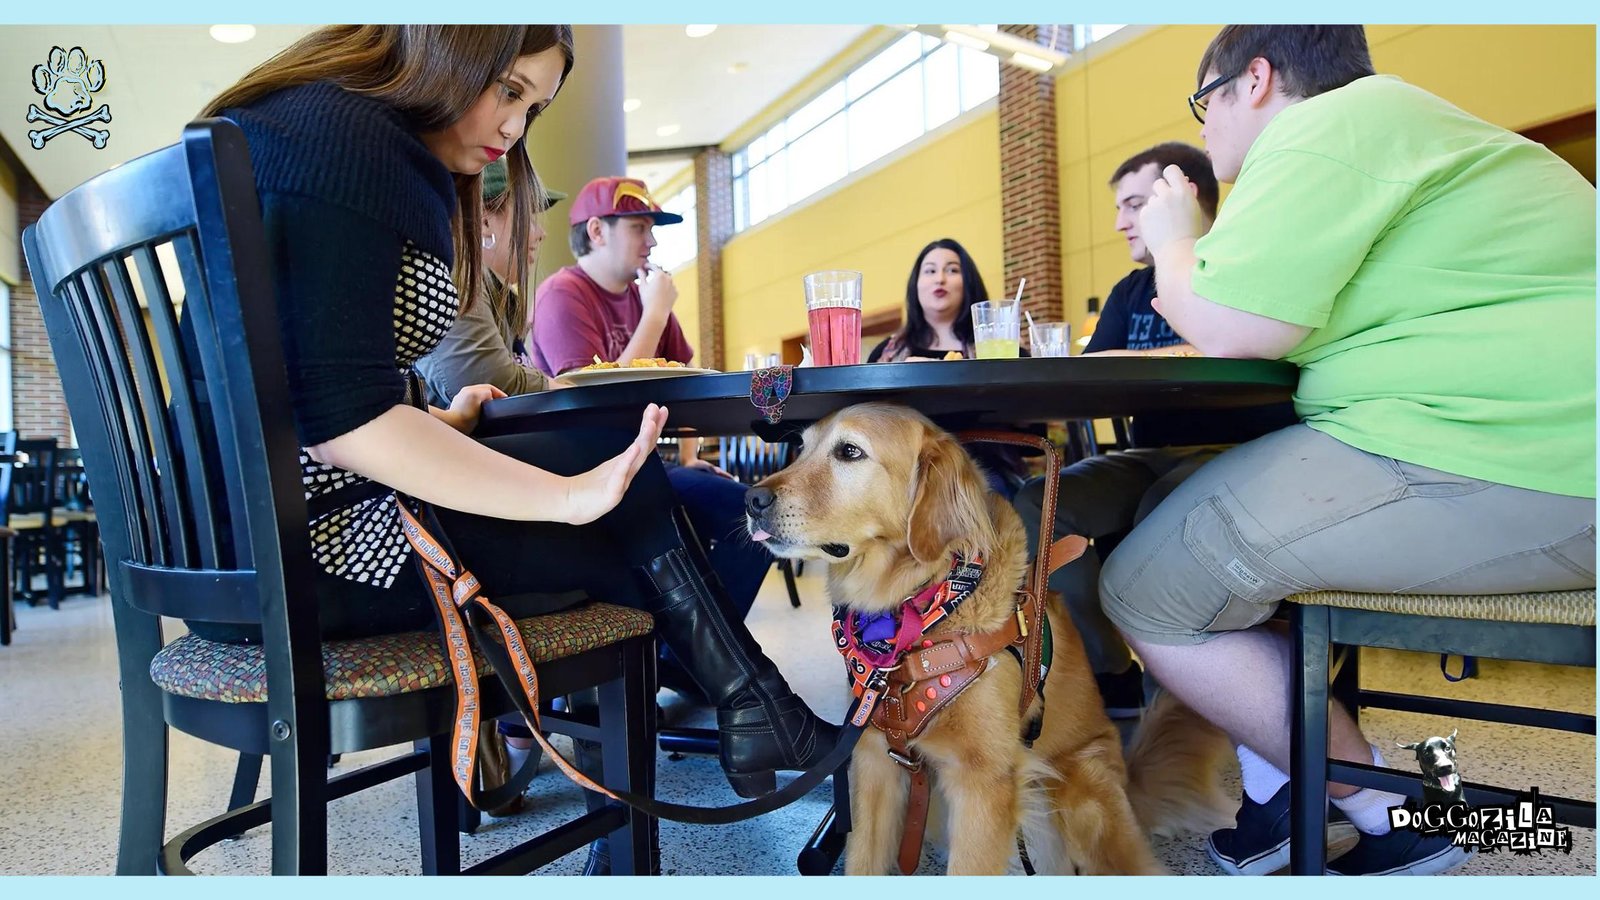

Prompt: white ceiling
xmin=0 ymin=24 xmax=870 ymax=200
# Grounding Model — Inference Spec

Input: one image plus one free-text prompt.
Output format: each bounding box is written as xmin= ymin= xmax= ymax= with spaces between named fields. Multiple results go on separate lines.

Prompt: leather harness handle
xmin=955 ymin=429 xmax=1063 ymax=601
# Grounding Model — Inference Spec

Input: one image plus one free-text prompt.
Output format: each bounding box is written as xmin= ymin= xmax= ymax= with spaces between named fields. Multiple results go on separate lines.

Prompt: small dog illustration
xmin=1398 ymin=729 xmax=1465 ymax=806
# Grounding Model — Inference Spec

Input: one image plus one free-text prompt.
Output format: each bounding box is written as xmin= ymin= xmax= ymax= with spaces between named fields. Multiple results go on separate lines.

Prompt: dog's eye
xmin=832 ymin=442 xmax=865 ymax=462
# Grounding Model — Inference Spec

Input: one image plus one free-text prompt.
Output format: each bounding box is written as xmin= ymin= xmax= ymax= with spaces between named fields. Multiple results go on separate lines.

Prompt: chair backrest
xmin=5 ymin=438 xmax=59 ymax=515
xmin=55 ymin=449 xmax=93 ymax=511
xmin=24 ymin=119 xmax=317 ymax=637
xmin=716 ymin=436 xmax=795 ymax=486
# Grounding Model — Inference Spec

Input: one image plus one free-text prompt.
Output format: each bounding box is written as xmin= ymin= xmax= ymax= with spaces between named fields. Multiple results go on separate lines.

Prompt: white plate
xmin=558 ymin=365 xmax=720 ymax=387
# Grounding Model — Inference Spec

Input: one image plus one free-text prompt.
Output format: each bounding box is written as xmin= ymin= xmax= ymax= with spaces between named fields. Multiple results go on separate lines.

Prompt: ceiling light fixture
xmin=623 ymin=98 xmax=642 ymax=113
xmin=1010 ymin=51 xmax=1056 ymax=73
xmin=727 ymin=62 xmax=749 ymax=75
xmin=655 ymin=123 xmax=681 ymax=138
xmin=685 ymin=24 xmax=718 ymax=38
xmin=929 ymin=25 xmax=1070 ymax=74
xmin=942 ymin=30 xmax=990 ymax=51
xmin=209 ymin=24 xmax=257 ymax=44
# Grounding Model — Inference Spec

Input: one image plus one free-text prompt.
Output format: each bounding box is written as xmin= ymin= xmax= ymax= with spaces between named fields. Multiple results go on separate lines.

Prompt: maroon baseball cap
xmin=568 ymin=176 xmax=683 ymax=226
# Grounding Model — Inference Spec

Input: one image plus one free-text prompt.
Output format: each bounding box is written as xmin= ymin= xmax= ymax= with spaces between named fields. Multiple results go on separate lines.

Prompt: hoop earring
xmin=482 ymin=232 xmax=497 ymax=250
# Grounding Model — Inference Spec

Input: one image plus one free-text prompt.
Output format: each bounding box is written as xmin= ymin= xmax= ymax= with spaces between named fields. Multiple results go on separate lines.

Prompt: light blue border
xmin=1 ymin=1 xmax=1594 ymax=896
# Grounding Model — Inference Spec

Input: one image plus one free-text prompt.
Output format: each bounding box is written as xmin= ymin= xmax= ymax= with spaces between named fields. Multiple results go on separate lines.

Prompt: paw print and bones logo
xmin=28 ymin=46 xmax=111 ymax=149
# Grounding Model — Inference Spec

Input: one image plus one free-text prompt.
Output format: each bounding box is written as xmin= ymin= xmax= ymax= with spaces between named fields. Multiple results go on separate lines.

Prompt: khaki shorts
xmin=1100 ymin=425 xmax=1597 ymax=646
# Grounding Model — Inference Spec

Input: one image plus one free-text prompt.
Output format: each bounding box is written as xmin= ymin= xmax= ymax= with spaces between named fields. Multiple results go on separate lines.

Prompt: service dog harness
xmin=832 ymin=431 xmax=1087 ymax=875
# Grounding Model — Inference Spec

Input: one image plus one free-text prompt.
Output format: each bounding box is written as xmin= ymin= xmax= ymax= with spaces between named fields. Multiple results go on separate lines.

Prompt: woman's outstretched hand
xmin=560 ymin=403 xmax=669 ymax=525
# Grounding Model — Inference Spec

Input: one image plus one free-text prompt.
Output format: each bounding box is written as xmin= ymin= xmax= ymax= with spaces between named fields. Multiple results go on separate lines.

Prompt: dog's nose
xmin=745 ymin=485 xmax=776 ymax=517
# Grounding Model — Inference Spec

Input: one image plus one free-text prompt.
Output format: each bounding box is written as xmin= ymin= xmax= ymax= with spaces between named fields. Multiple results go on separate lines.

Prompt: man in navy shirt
xmin=1015 ymin=142 xmax=1295 ymax=717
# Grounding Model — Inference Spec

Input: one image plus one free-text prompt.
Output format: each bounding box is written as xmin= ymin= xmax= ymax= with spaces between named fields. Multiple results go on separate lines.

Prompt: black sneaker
xmin=1207 ymin=784 xmax=1361 ymax=876
xmin=1327 ymin=828 xmax=1472 ymax=876
xmin=1095 ymin=662 xmax=1146 ymax=720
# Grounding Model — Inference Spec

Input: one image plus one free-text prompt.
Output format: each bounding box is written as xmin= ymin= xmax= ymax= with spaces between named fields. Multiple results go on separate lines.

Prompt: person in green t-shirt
xmin=1098 ymin=25 xmax=1595 ymax=877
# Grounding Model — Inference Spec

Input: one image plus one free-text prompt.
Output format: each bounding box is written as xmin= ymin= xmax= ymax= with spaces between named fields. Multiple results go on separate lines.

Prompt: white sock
xmin=1237 ymin=744 xmax=1289 ymax=805
xmin=505 ymin=742 xmax=533 ymax=776
xmin=1330 ymin=744 xmax=1403 ymax=835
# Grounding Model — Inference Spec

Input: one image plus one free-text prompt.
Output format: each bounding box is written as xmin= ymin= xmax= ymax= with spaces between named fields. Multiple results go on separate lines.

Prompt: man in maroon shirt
xmin=531 ymin=175 xmax=693 ymax=375
xmin=531 ymin=176 xmax=773 ymax=704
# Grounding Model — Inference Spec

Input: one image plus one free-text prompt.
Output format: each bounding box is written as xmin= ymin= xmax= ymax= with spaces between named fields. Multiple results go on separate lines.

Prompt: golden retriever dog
xmin=746 ymin=403 xmax=1233 ymax=875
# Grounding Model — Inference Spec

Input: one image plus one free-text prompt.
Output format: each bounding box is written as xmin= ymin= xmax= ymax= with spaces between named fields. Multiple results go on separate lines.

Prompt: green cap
xmin=481 ymin=159 xmax=567 ymax=211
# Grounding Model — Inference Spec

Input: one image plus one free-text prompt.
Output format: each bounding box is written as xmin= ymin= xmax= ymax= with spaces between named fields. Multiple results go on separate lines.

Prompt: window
xmin=1074 ymin=25 xmax=1127 ymax=50
xmin=0 ymin=281 xmax=11 ymax=432
xmin=733 ymin=33 xmax=1000 ymax=232
xmin=650 ymin=186 xmax=698 ymax=272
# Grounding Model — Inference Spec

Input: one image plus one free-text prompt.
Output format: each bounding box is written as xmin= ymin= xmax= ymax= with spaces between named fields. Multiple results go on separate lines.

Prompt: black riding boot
xmin=637 ymin=506 xmax=839 ymax=797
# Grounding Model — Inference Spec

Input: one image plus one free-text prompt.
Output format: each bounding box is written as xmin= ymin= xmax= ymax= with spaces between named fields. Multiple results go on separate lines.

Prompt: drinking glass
xmin=803 ymin=270 xmax=863 ymax=366
xmin=972 ymin=300 xmax=1021 ymax=359
xmin=1030 ymin=322 xmax=1072 ymax=358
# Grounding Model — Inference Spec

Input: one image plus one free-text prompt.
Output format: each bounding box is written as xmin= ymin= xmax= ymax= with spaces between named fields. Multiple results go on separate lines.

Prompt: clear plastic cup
xmin=1030 ymin=322 xmax=1072 ymax=358
xmin=804 ymin=270 xmax=863 ymax=366
xmin=972 ymin=300 xmax=1021 ymax=359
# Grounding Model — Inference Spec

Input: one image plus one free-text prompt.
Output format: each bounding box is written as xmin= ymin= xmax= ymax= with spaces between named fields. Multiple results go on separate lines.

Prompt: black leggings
xmin=190 ymin=428 xmax=688 ymax=643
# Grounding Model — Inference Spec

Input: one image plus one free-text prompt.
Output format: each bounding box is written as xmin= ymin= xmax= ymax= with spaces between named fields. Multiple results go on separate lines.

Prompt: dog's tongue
xmin=751 ymin=529 xmax=772 ymax=542
xmin=1439 ymin=773 xmax=1458 ymax=792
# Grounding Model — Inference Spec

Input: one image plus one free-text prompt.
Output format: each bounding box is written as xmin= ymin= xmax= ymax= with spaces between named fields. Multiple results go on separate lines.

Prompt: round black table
xmin=477 ymin=357 xmax=1298 ymax=440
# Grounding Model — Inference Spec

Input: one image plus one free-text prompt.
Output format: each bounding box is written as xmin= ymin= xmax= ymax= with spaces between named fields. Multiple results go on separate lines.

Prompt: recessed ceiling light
xmin=685 ymin=24 xmax=718 ymax=38
xmin=655 ymin=124 xmax=681 ymax=138
xmin=622 ymin=98 xmax=642 ymax=113
xmin=209 ymin=24 xmax=257 ymax=44
xmin=726 ymin=62 xmax=749 ymax=75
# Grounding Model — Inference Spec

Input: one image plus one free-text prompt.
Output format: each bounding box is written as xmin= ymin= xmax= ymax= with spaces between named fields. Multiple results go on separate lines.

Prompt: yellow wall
xmin=719 ymin=109 xmax=1003 ymax=363
xmin=672 ymin=260 xmax=700 ymax=365
xmin=1055 ymin=25 xmax=1597 ymax=341
xmin=0 ymin=155 xmax=20 ymax=285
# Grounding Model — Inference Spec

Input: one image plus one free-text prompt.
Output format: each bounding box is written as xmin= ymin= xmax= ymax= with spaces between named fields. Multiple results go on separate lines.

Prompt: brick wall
xmin=9 ymin=175 xmax=71 ymax=443
xmin=694 ymin=148 xmax=733 ymax=371
xmin=998 ymin=24 xmax=1066 ymax=338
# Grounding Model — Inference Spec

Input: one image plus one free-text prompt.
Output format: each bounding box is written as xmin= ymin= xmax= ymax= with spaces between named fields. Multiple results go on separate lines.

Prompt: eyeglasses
xmin=1188 ymin=73 xmax=1234 ymax=125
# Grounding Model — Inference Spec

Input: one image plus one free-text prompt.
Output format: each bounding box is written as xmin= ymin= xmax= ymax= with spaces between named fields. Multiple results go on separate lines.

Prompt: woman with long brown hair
xmin=190 ymin=25 xmax=836 ymax=841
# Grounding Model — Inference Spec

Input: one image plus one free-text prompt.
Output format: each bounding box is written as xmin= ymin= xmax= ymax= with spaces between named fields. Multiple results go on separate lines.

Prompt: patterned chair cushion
xmin=150 ymin=601 xmax=655 ymax=703
xmin=1287 ymin=589 xmax=1595 ymax=627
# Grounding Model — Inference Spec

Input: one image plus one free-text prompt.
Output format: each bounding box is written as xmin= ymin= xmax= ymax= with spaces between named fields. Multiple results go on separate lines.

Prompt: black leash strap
xmin=398 ymin=500 xmax=862 ymax=826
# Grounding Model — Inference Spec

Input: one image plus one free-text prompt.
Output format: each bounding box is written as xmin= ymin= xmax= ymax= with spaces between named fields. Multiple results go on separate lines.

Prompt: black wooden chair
xmin=25 ymin=119 xmax=659 ymax=875
xmin=0 ymin=449 xmax=14 ymax=646
xmin=1288 ymin=589 xmax=1596 ymax=874
xmin=51 ymin=447 xmax=104 ymax=597
xmin=5 ymin=436 xmax=65 ymax=608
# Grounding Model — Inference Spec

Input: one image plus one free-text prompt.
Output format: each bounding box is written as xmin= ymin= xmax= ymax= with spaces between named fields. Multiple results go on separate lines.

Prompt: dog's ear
xmin=907 ymin=429 xmax=997 ymax=565
xmin=1446 ymin=729 xmax=1458 ymax=748
xmin=1397 ymin=740 xmax=1421 ymax=751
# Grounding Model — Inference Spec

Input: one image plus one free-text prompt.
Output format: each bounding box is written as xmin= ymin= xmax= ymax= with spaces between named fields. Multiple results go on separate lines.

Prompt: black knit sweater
xmin=223 ymin=81 xmax=458 ymax=447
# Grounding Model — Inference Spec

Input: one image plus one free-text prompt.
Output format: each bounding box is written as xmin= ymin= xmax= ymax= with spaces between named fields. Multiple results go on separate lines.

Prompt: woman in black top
xmin=194 ymin=24 xmax=832 ymax=805
xmin=868 ymin=238 xmax=990 ymax=362
xmin=868 ymin=238 xmax=1026 ymax=493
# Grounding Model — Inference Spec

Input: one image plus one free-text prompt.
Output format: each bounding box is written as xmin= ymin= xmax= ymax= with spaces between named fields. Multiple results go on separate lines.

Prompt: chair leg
xmin=414 ymin=735 xmax=461 ymax=875
xmin=265 ymin=704 xmax=329 ymax=874
xmin=1 ymin=538 xmax=12 ymax=646
xmin=1291 ymin=603 xmax=1333 ymax=876
xmin=599 ymin=637 xmax=660 ymax=875
xmin=780 ymin=560 xmax=802 ymax=608
xmin=116 ymin=616 xmax=169 ymax=874
xmin=228 ymin=752 xmax=264 ymax=812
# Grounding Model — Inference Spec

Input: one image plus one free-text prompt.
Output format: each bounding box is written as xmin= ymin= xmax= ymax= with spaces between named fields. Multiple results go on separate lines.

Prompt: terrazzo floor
xmin=1 ymin=566 xmax=1593 ymax=876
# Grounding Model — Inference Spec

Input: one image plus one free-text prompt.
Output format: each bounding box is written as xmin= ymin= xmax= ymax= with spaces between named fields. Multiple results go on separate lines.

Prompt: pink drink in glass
xmin=803 ymin=270 xmax=863 ymax=366
xmin=807 ymin=305 xmax=862 ymax=366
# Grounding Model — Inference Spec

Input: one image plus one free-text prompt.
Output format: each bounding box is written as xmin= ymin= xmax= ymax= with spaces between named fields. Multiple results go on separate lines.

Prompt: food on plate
xmin=579 ymin=355 xmax=688 ymax=371
xmin=943 ymin=350 xmax=963 ymax=361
